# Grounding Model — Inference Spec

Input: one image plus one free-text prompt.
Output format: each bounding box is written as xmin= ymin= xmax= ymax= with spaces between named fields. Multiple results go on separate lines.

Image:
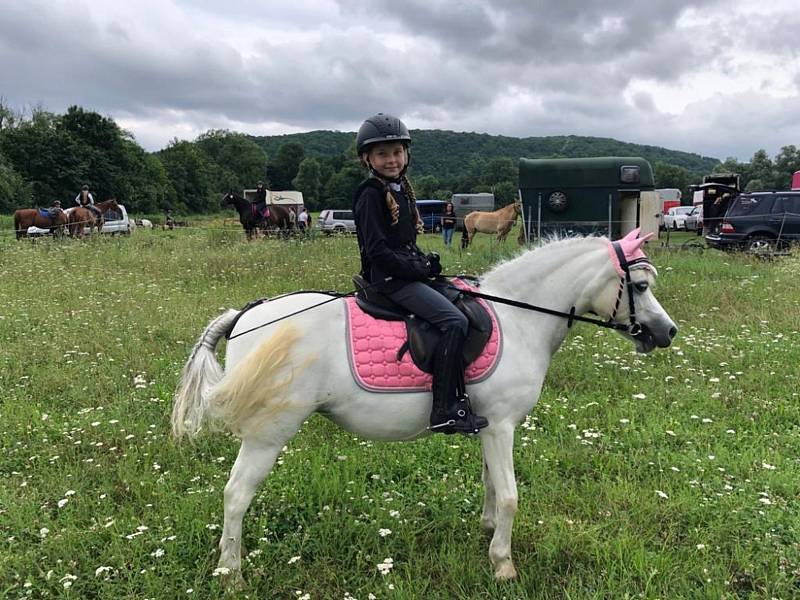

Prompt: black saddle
xmin=352 ymin=275 xmax=493 ymax=374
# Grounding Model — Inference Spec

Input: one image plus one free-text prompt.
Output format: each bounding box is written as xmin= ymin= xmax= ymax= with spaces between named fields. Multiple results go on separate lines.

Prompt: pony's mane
xmin=482 ymin=234 xmax=608 ymax=283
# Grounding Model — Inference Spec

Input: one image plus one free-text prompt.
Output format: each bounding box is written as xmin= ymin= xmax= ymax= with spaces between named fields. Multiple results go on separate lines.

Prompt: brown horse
xmin=464 ymin=199 xmax=522 ymax=246
xmin=221 ymin=192 xmax=295 ymax=240
xmin=68 ymin=198 xmax=121 ymax=238
xmin=13 ymin=207 xmax=69 ymax=239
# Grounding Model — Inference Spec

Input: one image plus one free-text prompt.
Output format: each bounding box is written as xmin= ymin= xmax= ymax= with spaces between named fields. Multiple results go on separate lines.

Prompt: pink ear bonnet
xmin=608 ymin=228 xmax=655 ymax=277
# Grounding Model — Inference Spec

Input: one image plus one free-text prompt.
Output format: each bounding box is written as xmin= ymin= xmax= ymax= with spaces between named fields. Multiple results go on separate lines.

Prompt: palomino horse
xmin=68 ymin=198 xmax=121 ymax=238
xmin=221 ymin=192 xmax=294 ymax=240
xmin=13 ymin=207 xmax=69 ymax=239
xmin=464 ymin=199 xmax=522 ymax=246
xmin=172 ymin=229 xmax=676 ymax=583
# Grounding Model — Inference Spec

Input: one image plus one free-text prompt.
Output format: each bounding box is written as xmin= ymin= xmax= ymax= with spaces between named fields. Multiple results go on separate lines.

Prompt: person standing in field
xmin=298 ymin=206 xmax=309 ymax=233
xmin=352 ymin=113 xmax=488 ymax=435
xmin=441 ymin=201 xmax=457 ymax=247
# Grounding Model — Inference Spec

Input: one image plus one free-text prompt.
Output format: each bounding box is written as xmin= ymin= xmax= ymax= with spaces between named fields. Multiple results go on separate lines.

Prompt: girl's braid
xmin=401 ymin=174 xmax=425 ymax=234
xmin=384 ymin=185 xmax=400 ymax=226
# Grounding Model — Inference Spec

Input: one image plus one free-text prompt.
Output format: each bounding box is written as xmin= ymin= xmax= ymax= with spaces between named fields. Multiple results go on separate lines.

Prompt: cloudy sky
xmin=2 ymin=0 xmax=798 ymax=160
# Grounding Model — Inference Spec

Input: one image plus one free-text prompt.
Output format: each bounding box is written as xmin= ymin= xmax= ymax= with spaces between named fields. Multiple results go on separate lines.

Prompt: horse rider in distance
xmin=49 ymin=199 xmax=63 ymax=218
xmin=75 ymin=184 xmax=103 ymax=221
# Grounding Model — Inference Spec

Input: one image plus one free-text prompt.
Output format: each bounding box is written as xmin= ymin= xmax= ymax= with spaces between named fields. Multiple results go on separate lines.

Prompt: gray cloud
xmin=0 ymin=0 xmax=797 ymax=160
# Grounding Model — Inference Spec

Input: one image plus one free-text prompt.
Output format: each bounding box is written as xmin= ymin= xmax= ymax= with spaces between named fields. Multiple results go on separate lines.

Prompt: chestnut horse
xmin=13 ymin=207 xmax=69 ymax=239
xmin=68 ymin=198 xmax=121 ymax=238
xmin=221 ymin=192 xmax=295 ymax=240
xmin=464 ymin=199 xmax=522 ymax=246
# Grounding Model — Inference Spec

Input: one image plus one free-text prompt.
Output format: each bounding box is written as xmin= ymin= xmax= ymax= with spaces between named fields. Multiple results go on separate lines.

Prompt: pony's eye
xmin=635 ymin=281 xmax=649 ymax=293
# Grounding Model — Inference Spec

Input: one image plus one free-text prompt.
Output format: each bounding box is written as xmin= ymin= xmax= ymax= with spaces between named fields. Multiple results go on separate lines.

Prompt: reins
xmin=226 ymin=240 xmax=652 ymax=341
xmin=444 ymin=283 xmax=629 ymax=332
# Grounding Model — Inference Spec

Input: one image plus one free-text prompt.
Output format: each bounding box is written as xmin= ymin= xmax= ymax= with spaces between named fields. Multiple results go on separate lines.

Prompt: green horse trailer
xmin=518 ymin=157 xmax=660 ymax=241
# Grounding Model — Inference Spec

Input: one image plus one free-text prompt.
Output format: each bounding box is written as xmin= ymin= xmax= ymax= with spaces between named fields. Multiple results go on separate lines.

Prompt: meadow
xmin=1 ymin=221 xmax=798 ymax=599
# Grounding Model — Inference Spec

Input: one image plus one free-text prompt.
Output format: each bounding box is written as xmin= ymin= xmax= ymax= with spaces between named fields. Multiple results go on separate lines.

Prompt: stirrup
xmin=429 ymin=415 xmax=488 ymax=436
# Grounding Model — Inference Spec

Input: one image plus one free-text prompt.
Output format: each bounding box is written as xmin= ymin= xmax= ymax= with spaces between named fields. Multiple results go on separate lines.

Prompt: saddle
xmin=251 ymin=201 xmax=269 ymax=220
xmin=352 ymin=275 xmax=493 ymax=374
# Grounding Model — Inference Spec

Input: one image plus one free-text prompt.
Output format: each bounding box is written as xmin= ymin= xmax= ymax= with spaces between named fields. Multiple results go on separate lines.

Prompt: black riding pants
xmin=386 ymin=281 xmax=468 ymax=336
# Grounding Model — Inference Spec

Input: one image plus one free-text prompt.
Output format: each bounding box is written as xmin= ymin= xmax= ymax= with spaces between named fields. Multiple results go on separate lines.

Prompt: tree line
xmin=1 ymin=103 xmax=797 ymax=215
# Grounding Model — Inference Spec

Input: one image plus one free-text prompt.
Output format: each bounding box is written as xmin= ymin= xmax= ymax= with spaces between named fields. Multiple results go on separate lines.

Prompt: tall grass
xmin=1 ymin=224 xmax=798 ymax=598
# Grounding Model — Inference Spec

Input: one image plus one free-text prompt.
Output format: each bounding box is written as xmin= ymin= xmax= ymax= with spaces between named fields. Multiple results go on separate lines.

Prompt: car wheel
xmin=747 ymin=235 xmax=775 ymax=254
xmin=672 ymin=221 xmax=678 ymax=230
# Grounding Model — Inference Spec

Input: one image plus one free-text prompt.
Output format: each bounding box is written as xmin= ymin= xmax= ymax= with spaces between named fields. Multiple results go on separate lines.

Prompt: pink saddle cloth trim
xmin=345 ymin=279 xmax=502 ymax=393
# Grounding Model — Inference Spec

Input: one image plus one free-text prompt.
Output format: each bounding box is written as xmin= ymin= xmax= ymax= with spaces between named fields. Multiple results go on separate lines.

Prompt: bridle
xmin=607 ymin=241 xmax=656 ymax=337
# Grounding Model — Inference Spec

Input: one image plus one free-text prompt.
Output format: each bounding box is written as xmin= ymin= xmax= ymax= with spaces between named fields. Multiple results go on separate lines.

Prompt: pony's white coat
xmin=172 ymin=235 xmax=676 ymax=582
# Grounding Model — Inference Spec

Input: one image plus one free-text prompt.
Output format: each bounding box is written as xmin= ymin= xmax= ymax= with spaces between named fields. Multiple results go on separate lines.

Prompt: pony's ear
xmin=621 ymin=227 xmax=641 ymax=241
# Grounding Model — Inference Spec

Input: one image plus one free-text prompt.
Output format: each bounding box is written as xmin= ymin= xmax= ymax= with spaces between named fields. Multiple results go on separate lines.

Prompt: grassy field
xmin=1 ymin=222 xmax=798 ymax=599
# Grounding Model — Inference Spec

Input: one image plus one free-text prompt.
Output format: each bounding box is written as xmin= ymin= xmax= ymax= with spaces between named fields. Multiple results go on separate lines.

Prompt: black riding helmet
xmin=356 ymin=113 xmax=411 ymax=178
xmin=356 ymin=113 xmax=411 ymax=154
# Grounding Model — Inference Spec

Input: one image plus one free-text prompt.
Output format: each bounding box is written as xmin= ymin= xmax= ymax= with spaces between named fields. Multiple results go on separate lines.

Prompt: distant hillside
xmin=251 ymin=129 xmax=719 ymax=179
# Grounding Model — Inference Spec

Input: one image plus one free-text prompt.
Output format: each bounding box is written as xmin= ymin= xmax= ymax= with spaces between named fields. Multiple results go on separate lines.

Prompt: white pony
xmin=172 ymin=230 xmax=676 ymax=582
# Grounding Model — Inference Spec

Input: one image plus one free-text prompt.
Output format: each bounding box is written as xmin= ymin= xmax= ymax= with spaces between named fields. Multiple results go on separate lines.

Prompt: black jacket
xmin=353 ymin=178 xmax=430 ymax=293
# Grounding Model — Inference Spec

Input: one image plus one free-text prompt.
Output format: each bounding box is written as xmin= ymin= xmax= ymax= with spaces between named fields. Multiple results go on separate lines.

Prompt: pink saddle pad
xmin=344 ymin=280 xmax=502 ymax=392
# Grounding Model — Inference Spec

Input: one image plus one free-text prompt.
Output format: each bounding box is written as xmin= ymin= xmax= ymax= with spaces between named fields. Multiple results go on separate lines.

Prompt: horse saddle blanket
xmin=251 ymin=202 xmax=269 ymax=219
xmin=39 ymin=209 xmax=60 ymax=218
xmin=344 ymin=280 xmax=502 ymax=393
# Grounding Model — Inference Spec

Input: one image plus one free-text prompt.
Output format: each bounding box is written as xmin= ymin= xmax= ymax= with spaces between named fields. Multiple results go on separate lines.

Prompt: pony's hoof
xmin=494 ymin=561 xmax=517 ymax=582
xmin=220 ymin=568 xmax=245 ymax=590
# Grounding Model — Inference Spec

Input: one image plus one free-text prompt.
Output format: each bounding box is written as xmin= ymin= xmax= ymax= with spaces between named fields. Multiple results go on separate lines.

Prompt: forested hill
xmin=251 ymin=129 xmax=719 ymax=178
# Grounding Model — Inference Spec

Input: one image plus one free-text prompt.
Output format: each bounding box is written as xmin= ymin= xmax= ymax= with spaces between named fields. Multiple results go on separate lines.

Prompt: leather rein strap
xmin=453 ymin=242 xmax=651 ymax=336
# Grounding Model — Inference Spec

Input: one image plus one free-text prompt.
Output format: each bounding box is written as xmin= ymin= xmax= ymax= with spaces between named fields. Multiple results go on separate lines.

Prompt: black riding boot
xmin=429 ymin=327 xmax=489 ymax=435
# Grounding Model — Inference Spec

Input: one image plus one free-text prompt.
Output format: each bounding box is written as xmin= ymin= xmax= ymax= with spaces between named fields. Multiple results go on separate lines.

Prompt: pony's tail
xmin=171 ymin=309 xmax=239 ymax=440
xmin=208 ymin=323 xmax=302 ymax=437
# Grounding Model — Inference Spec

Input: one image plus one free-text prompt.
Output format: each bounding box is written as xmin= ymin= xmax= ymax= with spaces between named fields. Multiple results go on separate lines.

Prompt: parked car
xmin=685 ymin=205 xmax=702 ymax=232
xmin=100 ymin=204 xmax=131 ymax=234
xmin=317 ymin=209 xmax=356 ymax=234
xmin=416 ymin=199 xmax=447 ymax=232
xmin=705 ymin=191 xmax=800 ymax=251
xmin=662 ymin=205 xmax=695 ymax=230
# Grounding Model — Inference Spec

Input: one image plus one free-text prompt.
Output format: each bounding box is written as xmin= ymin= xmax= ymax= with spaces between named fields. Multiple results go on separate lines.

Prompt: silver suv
xmin=317 ymin=209 xmax=356 ymax=234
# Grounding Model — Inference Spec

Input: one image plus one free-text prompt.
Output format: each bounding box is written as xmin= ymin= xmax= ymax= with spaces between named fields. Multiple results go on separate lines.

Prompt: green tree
xmin=0 ymin=111 xmax=87 ymax=205
xmin=292 ymin=157 xmax=324 ymax=210
xmin=481 ymin=157 xmax=516 ymax=187
xmin=158 ymin=139 xmax=216 ymax=212
xmin=323 ymin=161 xmax=362 ymax=209
xmin=195 ymin=129 xmax=268 ymax=193
xmin=747 ymin=149 xmax=777 ymax=190
xmin=774 ymin=145 xmax=800 ymax=189
xmin=493 ymin=180 xmax=518 ymax=204
xmin=0 ymin=150 xmax=28 ymax=212
xmin=267 ymin=142 xmax=305 ymax=190
xmin=654 ymin=162 xmax=691 ymax=195
xmin=413 ymin=175 xmax=440 ymax=199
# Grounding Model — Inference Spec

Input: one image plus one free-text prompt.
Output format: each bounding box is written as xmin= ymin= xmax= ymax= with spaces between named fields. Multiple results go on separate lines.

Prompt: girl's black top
xmin=442 ymin=211 xmax=456 ymax=230
xmin=353 ymin=178 xmax=430 ymax=293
